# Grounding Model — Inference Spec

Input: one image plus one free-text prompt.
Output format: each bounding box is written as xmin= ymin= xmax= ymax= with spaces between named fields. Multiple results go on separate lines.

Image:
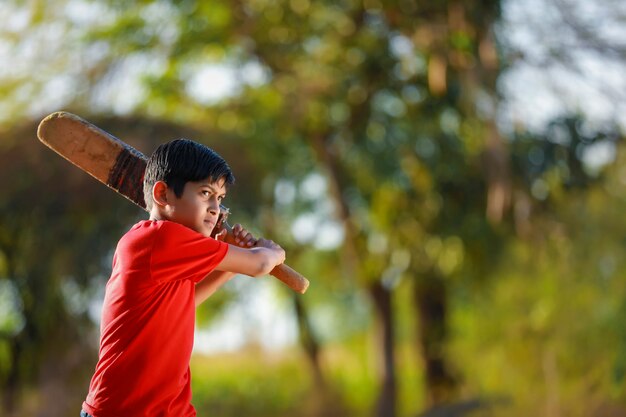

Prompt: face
xmin=166 ymin=177 xmax=227 ymax=238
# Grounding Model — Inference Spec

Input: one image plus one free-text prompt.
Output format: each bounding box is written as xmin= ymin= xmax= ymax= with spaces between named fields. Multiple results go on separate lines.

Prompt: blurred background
xmin=1 ymin=0 xmax=625 ymax=416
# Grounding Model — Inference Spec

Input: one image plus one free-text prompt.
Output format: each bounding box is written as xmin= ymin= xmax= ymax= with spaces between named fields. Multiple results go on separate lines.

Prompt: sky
xmin=498 ymin=0 xmax=626 ymax=133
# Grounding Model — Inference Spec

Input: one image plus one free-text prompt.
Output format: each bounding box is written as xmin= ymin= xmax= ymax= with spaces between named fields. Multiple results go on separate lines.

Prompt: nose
xmin=208 ymin=197 xmax=219 ymax=216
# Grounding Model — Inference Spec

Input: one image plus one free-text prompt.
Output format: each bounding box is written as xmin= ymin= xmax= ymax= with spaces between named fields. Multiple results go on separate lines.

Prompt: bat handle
xmin=270 ymin=264 xmax=310 ymax=294
xmin=220 ymin=222 xmax=309 ymax=294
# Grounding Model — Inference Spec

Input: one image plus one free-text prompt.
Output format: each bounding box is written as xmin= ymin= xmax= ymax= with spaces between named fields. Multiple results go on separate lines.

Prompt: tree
xmin=0 ymin=119 xmax=140 ymax=415
xmin=1 ymin=0 xmax=625 ymax=416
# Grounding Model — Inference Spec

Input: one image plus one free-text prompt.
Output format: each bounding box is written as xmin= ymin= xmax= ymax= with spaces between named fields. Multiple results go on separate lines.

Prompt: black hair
xmin=143 ymin=139 xmax=235 ymax=210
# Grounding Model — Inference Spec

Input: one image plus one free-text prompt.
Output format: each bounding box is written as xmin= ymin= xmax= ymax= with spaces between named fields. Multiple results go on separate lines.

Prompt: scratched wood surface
xmin=37 ymin=111 xmax=147 ymax=209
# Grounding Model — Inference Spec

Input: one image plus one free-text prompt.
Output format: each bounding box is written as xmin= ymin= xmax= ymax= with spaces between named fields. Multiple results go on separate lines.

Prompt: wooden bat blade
xmin=37 ymin=111 xmax=147 ymax=209
xmin=37 ymin=111 xmax=310 ymax=294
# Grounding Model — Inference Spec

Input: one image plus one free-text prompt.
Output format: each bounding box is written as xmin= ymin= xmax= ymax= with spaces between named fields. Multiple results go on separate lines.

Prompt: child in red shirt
xmin=81 ymin=139 xmax=285 ymax=417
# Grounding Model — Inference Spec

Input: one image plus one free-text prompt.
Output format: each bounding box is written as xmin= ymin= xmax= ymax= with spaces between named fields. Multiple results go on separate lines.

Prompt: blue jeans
xmin=80 ymin=411 xmax=92 ymax=417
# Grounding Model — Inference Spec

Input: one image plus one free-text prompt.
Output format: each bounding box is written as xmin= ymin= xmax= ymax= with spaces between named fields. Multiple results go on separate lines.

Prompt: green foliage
xmin=190 ymin=352 xmax=311 ymax=417
xmin=0 ymin=121 xmax=142 ymax=411
xmin=446 ymin=140 xmax=626 ymax=415
xmin=1 ymin=0 xmax=625 ymax=416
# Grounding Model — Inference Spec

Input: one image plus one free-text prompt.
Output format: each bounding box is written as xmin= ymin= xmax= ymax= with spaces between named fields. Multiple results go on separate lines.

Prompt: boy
xmin=80 ymin=139 xmax=285 ymax=417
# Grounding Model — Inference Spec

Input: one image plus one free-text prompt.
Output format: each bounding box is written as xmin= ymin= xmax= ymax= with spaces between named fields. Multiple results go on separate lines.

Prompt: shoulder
xmin=120 ymin=220 xmax=200 ymax=248
xmin=116 ymin=220 xmax=184 ymax=252
xmin=119 ymin=220 xmax=162 ymax=243
xmin=151 ymin=220 xmax=208 ymax=244
xmin=122 ymin=220 xmax=192 ymax=237
xmin=114 ymin=221 xmax=161 ymax=264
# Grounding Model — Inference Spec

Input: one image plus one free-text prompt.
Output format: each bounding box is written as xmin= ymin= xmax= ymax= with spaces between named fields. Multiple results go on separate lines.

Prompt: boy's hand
xmin=215 ymin=223 xmax=257 ymax=248
xmin=215 ymin=225 xmax=285 ymax=267
xmin=256 ymin=238 xmax=286 ymax=265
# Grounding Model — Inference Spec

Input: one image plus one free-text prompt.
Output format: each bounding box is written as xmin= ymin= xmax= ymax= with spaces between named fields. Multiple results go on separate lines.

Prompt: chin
xmin=202 ymin=225 xmax=215 ymax=237
xmin=187 ymin=224 xmax=210 ymax=237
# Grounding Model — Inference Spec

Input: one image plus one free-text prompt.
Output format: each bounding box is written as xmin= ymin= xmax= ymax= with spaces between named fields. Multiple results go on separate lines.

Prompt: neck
xmin=148 ymin=208 xmax=167 ymax=222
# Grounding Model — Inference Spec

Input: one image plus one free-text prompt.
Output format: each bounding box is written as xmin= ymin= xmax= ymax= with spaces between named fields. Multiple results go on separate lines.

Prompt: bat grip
xmin=221 ymin=222 xmax=309 ymax=294
xmin=270 ymin=263 xmax=310 ymax=294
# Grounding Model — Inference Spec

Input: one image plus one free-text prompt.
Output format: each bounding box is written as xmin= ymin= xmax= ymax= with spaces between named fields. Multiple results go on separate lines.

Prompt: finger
xmin=244 ymin=233 xmax=256 ymax=247
xmin=214 ymin=229 xmax=227 ymax=241
xmin=231 ymin=225 xmax=241 ymax=244
xmin=235 ymin=228 xmax=248 ymax=245
xmin=237 ymin=230 xmax=250 ymax=246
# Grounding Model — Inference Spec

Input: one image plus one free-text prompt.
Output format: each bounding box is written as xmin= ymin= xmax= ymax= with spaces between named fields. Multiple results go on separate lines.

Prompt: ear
xmin=152 ymin=181 xmax=170 ymax=207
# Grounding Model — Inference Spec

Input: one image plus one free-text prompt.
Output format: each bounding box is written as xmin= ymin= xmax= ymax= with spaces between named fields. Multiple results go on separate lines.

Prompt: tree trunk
xmin=369 ymin=281 xmax=396 ymax=417
xmin=414 ymin=271 xmax=456 ymax=407
xmin=307 ymin=134 xmax=399 ymax=417
xmin=0 ymin=249 xmax=21 ymax=416
xmin=2 ymin=337 xmax=21 ymax=416
xmin=293 ymin=295 xmax=326 ymax=390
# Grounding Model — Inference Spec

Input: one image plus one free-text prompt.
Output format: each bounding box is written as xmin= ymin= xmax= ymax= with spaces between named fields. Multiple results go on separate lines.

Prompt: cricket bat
xmin=37 ymin=111 xmax=309 ymax=294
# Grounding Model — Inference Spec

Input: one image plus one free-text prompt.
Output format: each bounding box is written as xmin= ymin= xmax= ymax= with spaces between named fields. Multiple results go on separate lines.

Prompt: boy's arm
xmin=195 ymin=224 xmax=284 ymax=307
xmin=195 ymin=224 xmax=253 ymax=307
xmin=195 ymin=271 xmax=235 ymax=307
xmin=215 ymin=242 xmax=285 ymax=277
xmin=214 ymin=223 xmax=286 ymax=278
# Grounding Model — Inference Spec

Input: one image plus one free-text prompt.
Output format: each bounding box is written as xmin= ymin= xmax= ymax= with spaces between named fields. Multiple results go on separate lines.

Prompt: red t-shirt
xmin=82 ymin=220 xmax=229 ymax=417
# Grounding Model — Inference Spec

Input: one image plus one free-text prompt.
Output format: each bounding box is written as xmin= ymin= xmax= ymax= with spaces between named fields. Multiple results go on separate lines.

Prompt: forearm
xmin=215 ymin=245 xmax=285 ymax=277
xmin=195 ymin=270 xmax=235 ymax=307
xmin=254 ymin=247 xmax=286 ymax=276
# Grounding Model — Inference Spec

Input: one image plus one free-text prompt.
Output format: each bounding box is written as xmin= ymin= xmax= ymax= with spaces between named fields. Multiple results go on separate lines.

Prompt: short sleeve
xmin=150 ymin=221 xmax=229 ymax=284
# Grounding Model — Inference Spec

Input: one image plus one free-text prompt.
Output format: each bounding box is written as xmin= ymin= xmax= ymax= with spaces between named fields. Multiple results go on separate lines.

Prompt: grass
xmin=191 ymin=347 xmax=312 ymax=417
